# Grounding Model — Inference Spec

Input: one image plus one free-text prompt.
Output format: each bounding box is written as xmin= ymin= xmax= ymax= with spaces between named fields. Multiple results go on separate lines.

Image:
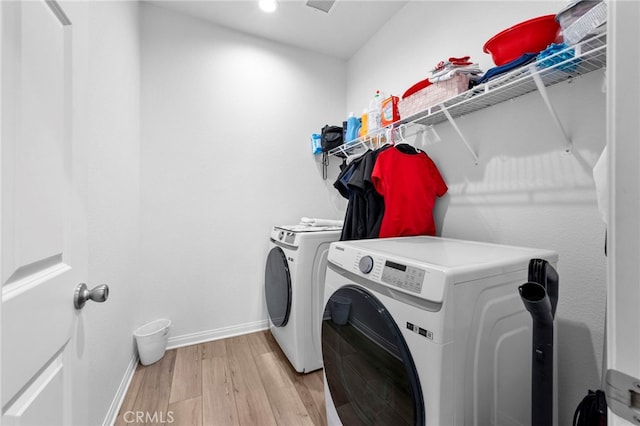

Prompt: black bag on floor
xmin=573 ymin=389 xmax=607 ymax=426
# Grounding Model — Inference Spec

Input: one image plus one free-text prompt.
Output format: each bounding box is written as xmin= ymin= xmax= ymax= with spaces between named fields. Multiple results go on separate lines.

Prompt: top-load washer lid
xmin=327 ymin=236 xmax=557 ymax=304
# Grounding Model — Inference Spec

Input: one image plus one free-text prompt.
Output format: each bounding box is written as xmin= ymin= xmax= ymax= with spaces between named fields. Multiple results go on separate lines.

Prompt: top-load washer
xmin=321 ymin=236 xmax=558 ymax=426
xmin=265 ymin=224 xmax=341 ymax=373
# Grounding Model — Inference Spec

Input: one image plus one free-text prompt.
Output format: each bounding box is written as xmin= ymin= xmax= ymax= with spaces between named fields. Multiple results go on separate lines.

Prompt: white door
xmin=1 ymin=1 xmax=88 ymax=425
xmin=606 ymin=0 xmax=640 ymax=425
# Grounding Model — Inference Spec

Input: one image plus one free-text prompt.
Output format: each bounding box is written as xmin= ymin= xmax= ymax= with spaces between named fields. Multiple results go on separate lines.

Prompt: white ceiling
xmin=145 ymin=0 xmax=409 ymax=59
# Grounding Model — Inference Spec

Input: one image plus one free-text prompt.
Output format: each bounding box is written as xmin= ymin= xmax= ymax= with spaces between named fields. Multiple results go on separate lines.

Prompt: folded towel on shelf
xmin=402 ymin=58 xmax=482 ymax=99
xmin=300 ymin=217 xmax=344 ymax=227
xmin=429 ymin=66 xmax=483 ymax=83
xmin=475 ymin=52 xmax=537 ymax=84
xmin=430 ymin=56 xmax=482 ymax=80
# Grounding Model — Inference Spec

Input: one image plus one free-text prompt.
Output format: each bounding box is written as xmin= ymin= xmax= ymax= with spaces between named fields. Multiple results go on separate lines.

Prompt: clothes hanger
xmin=345 ymin=145 xmax=370 ymax=164
xmin=393 ymin=125 xmax=419 ymax=153
xmin=366 ymin=136 xmax=374 ymax=151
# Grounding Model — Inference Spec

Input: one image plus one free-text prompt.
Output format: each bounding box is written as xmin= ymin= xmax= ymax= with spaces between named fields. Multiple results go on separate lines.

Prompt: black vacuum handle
xmin=521 ymin=258 xmax=559 ymax=426
xmin=528 ymin=258 xmax=559 ymax=318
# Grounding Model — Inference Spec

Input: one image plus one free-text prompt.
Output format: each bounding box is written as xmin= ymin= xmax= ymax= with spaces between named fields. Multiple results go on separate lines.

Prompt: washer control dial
xmin=359 ymin=255 xmax=374 ymax=274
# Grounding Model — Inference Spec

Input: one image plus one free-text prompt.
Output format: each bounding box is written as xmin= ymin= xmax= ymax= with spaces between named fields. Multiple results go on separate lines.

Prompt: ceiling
xmin=145 ymin=0 xmax=409 ymax=59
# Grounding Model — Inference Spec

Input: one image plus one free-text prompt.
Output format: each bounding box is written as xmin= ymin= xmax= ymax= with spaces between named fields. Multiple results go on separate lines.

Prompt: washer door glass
xmin=265 ymin=246 xmax=292 ymax=327
xmin=322 ymin=286 xmax=424 ymax=426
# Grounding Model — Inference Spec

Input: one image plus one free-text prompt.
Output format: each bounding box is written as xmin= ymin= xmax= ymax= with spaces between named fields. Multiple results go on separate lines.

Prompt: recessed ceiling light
xmin=259 ymin=0 xmax=278 ymax=13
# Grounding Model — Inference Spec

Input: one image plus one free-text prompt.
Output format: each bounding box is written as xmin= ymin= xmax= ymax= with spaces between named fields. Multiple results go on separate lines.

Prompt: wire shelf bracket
xmin=439 ymin=104 xmax=479 ymax=165
xmin=530 ymin=64 xmax=573 ymax=152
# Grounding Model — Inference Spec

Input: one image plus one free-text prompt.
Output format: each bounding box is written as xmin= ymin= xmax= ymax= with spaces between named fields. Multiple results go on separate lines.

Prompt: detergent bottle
xmin=358 ymin=108 xmax=368 ymax=138
xmin=368 ymin=91 xmax=383 ymax=135
xmin=345 ymin=112 xmax=361 ymax=142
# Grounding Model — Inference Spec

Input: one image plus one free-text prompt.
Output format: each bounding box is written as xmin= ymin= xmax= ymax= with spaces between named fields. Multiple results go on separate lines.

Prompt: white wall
xmin=139 ymin=3 xmax=346 ymax=342
xmin=346 ymin=2 xmax=607 ymax=425
xmin=64 ymin=2 xmax=142 ymax=425
xmin=86 ymin=3 xmax=142 ymax=424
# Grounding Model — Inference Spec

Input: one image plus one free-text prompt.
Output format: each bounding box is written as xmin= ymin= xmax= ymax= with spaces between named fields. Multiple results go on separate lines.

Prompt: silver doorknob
xmin=74 ymin=283 xmax=109 ymax=309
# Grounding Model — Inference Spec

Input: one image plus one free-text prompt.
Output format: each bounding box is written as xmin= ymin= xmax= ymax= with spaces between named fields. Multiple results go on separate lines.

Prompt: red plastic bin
xmin=483 ymin=15 xmax=561 ymax=66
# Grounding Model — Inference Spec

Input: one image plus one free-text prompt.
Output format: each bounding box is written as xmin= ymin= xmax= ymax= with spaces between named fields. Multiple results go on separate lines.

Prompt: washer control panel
xmin=270 ymin=225 xmax=342 ymax=249
xmin=270 ymin=226 xmax=299 ymax=247
xmin=354 ymin=254 xmax=425 ymax=294
xmin=328 ymin=242 xmax=447 ymax=303
xmin=381 ymin=260 xmax=425 ymax=294
xmin=277 ymin=230 xmax=296 ymax=245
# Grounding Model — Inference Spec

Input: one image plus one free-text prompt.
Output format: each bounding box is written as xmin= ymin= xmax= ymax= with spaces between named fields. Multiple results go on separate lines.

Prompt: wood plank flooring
xmin=115 ymin=330 xmax=326 ymax=426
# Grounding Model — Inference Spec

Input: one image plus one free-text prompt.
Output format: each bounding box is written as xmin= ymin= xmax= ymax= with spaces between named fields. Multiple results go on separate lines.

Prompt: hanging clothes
xmin=333 ymin=146 xmax=391 ymax=241
xmin=371 ymin=145 xmax=448 ymax=238
xmin=334 ymin=157 xmax=361 ymax=241
xmin=344 ymin=145 xmax=391 ymax=240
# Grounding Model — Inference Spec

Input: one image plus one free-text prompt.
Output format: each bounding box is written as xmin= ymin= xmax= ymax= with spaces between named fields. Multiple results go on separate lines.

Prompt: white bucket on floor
xmin=134 ymin=319 xmax=172 ymax=366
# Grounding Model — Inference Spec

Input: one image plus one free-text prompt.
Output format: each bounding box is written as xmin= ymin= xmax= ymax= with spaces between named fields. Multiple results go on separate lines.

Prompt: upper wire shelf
xmin=328 ymin=30 xmax=607 ymax=158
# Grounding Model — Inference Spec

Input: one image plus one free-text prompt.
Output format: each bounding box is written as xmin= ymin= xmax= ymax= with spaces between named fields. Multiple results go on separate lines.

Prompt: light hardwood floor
xmin=115 ymin=330 xmax=326 ymax=426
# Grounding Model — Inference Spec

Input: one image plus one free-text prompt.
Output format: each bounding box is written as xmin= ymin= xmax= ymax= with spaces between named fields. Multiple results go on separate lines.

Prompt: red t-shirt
xmin=371 ymin=147 xmax=448 ymax=238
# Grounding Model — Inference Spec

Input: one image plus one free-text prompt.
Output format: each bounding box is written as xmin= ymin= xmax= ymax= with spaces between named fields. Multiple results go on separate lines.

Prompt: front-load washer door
xmin=322 ymin=286 xmax=425 ymax=425
xmin=265 ymin=246 xmax=292 ymax=327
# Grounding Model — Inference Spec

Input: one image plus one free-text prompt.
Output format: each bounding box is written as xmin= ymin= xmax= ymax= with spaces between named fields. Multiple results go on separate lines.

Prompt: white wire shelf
xmin=328 ymin=30 xmax=607 ymax=160
xmin=408 ymin=30 xmax=606 ymax=127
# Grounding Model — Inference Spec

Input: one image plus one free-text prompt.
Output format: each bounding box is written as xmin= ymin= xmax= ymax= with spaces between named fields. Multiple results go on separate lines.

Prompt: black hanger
xmin=395 ymin=143 xmax=420 ymax=154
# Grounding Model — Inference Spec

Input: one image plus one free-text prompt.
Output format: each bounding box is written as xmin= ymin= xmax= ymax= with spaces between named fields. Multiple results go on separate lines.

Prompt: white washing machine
xmin=265 ymin=224 xmax=341 ymax=373
xmin=322 ymin=236 xmax=558 ymax=426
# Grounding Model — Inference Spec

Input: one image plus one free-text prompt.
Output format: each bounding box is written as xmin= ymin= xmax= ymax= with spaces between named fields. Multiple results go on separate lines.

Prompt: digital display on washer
xmin=385 ymin=260 xmax=406 ymax=272
xmin=381 ymin=260 xmax=425 ymax=293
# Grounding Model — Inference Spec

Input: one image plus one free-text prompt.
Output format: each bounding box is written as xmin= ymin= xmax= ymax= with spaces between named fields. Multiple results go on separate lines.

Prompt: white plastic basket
xmin=559 ymin=1 xmax=607 ymax=45
xmin=398 ymin=74 xmax=470 ymax=120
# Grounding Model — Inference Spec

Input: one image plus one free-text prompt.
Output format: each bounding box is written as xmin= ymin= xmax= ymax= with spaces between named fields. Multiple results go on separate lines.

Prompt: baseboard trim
xmin=166 ymin=319 xmax=270 ymax=350
xmin=103 ymin=352 xmax=139 ymax=426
